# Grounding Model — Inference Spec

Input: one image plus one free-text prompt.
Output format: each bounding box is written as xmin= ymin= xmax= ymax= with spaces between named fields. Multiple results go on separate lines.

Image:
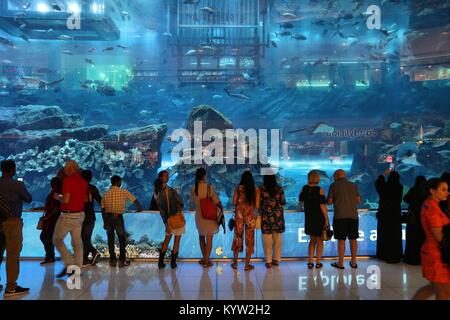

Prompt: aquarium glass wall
xmin=0 ymin=0 xmax=449 ymax=257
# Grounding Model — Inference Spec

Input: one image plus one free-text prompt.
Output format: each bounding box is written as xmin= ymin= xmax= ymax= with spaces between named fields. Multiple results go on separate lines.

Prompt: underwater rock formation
xmin=0 ymin=105 xmax=168 ymax=207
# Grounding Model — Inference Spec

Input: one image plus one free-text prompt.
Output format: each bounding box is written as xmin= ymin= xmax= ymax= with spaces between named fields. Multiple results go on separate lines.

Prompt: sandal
xmin=265 ymin=263 xmax=272 ymax=269
xmin=198 ymin=259 xmax=205 ymax=265
xmin=316 ymin=263 xmax=323 ymax=269
xmin=307 ymin=263 xmax=314 ymax=269
xmin=349 ymin=261 xmax=358 ymax=269
xmin=244 ymin=264 xmax=255 ymax=271
xmin=203 ymin=261 xmax=213 ymax=268
xmin=230 ymin=263 xmax=238 ymax=270
xmin=331 ymin=262 xmax=345 ymax=270
xmin=271 ymin=260 xmax=279 ymax=266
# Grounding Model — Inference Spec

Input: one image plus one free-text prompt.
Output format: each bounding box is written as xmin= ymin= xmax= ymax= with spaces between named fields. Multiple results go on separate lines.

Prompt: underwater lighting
xmin=37 ymin=3 xmax=50 ymax=13
xmin=68 ymin=3 xmax=81 ymax=14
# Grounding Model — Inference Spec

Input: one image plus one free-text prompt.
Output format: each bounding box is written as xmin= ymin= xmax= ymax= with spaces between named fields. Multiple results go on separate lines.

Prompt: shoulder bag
xmin=200 ymin=185 xmax=218 ymax=220
xmin=165 ymin=188 xmax=186 ymax=229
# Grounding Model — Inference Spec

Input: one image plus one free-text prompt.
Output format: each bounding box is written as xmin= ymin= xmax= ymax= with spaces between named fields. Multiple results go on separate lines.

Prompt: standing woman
xmin=403 ymin=176 xmax=427 ymax=265
xmin=299 ymin=170 xmax=329 ymax=269
xmin=231 ymin=171 xmax=260 ymax=271
xmin=375 ymin=170 xmax=404 ymax=263
xmin=191 ymin=168 xmax=221 ymax=268
xmin=413 ymin=178 xmax=450 ymax=300
xmin=259 ymin=174 xmax=286 ymax=268
xmin=153 ymin=176 xmax=185 ymax=269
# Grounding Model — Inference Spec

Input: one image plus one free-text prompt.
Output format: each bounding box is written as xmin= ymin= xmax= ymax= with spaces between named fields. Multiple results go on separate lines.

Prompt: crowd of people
xmin=0 ymin=158 xmax=449 ymax=299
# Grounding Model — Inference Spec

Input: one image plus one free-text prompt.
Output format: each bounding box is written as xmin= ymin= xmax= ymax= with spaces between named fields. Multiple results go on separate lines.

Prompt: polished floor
xmin=0 ymin=259 xmax=429 ymax=300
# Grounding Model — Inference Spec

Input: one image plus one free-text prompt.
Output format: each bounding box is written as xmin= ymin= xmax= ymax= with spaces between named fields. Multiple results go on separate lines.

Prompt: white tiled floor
xmin=0 ymin=259 xmax=430 ymax=300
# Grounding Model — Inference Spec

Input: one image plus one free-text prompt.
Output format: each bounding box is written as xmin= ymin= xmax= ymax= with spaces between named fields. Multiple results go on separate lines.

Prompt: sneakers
xmin=91 ymin=252 xmax=101 ymax=266
xmin=119 ymin=260 xmax=131 ymax=268
xmin=4 ymin=285 xmax=30 ymax=297
xmin=40 ymin=258 xmax=56 ymax=266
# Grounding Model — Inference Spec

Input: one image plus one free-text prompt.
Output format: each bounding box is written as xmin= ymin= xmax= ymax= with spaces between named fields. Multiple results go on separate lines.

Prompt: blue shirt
xmin=0 ymin=176 xmax=32 ymax=218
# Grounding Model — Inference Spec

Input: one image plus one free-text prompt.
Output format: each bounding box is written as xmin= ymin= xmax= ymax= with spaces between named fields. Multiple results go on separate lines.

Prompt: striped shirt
xmin=101 ymin=186 xmax=136 ymax=214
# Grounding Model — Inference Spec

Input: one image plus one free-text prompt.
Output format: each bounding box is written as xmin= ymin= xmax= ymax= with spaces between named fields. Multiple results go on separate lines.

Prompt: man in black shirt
xmin=81 ymin=170 xmax=102 ymax=266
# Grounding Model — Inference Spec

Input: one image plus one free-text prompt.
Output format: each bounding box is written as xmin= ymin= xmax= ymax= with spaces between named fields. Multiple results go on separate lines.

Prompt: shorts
xmin=333 ymin=219 xmax=359 ymax=240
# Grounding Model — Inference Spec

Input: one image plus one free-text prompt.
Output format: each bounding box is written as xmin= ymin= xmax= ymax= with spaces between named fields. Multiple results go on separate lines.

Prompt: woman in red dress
xmin=413 ymin=178 xmax=450 ymax=300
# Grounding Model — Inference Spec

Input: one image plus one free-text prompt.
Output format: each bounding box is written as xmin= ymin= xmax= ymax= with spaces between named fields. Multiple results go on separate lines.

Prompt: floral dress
xmin=232 ymin=186 xmax=258 ymax=254
xmin=259 ymin=186 xmax=286 ymax=234
xmin=421 ymin=198 xmax=450 ymax=284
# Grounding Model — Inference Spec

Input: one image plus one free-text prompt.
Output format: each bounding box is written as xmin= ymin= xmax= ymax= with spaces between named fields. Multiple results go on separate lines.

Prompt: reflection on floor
xmin=0 ymin=259 xmax=428 ymax=300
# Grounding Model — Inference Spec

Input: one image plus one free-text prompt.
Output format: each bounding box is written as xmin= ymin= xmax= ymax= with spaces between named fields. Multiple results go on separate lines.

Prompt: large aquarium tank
xmin=0 ymin=0 xmax=449 ymax=258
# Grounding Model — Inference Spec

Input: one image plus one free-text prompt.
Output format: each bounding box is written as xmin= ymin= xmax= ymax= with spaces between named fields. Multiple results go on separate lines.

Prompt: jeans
xmin=53 ymin=212 xmax=85 ymax=268
xmin=2 ymin=218 xmax=23 ymax=291
xmin=82 ymin=219 xmax=98 ymax=263
xmin=103 ymin=213 xmax=127 ymax=261
xmin=40 ymin=227 xmax=56 ymax=260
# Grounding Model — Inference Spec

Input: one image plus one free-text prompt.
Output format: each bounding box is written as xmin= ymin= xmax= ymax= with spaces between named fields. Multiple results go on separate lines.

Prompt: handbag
xmin=228 ymin=212 xmax=236 ymax=232
xmin=37 ymin=215 xmax=45 ymax=230
xmin=200 ymin=185 xmax=218 ymax=220
xmin=322 ymin=227 xmax=334 ymax=241
xmin=168 ymin=212 xmax=186 ymax=230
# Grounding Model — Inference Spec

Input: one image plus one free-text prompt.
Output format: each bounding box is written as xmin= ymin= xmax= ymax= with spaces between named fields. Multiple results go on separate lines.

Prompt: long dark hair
xmin=195 ymin=168 xmax=206 ymax=196
xmin=263 ymin=174 xmax=279 ymax=198
xmin=414 ymin=175 xmax=427 ymax=188
xmin=239 ymin=171 xmax=256 ymax=205
xmin=425 ymin=178 xmax=446 ymax=197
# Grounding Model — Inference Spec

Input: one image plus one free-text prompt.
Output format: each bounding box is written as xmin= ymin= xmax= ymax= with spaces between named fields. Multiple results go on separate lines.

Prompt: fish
xmin=88 ymin=48 xmax=96 ymax=53
xmin=184 ymin=0 xmax=200 ymax=4
xmin=97 ymin=85 xmax=116 ymax=96
xmin=184 ymin=49 xmax=201 ymax=56
xmin=0 ymin=36 xmax=16 ymax=48
xmin=437 ymin=150 xmax=450 ymax=159
xmin=117 ymin=45 xmax=129 ymax=49
xmin=279 ymin=22 xmax=294 ymax=29
xmin=224 ymin=88 xmax=250 ymax=100
xmin=291 ymin=34 xmax=307 ymax=40
xmin=162 ymin=32 xmax=173 ymax=37
xmin=242 ymin=73 xmax=253 ymax=81
xmin=313 ymin=57 xmax=328 ymax=67
xmin=280 ymin=12 xmax=297 ymax=19
xmin=212 ymin=95 xmax=222 ymax=99
xmin=50 ymin=3 xmax=63 ymax=11
xmin=62 ymin=50 xmax=73 ymax=55
xmin=0 ymin=91 xmax=9 ymax=97
xmin=47 ymin=78 xmax=64 ymax=87
xmin=400 ymin=154 xmax=422 ymax=167
xmin=275 ymin=31 xmax=292 ymax=37
xmin=288 ymin=122 xmax=335 ymax=135
xmin=0 ymin=59 xmax=12 ymax=64
xmin=58 ymin=35 xmax=73 ymax=40
xmin=315 ymin=170 xmax=330 ymax=181
xmin=103 ymin=47 xmax=115 ymax=51
xmin=19 ymin=23 xmax=26 ymax=30
xmin=23 ymin=3 xmax=32 ymax=10
xmin=350 ymin=173 xmax=372 ymax=184
xmin=20 ymin=34 xmax=29 ymax=42
xmin=389 ymin=122 xmax=402 ymax=129
xmin=432 ymin=140 xmax=448 ymax=148
xmin=85 ymin=58 xmax=95 ymax=65
xmin=200 ymin=7 xmax=214 ymax=14
xmin=271 ymin=40 xmax=278 ymax=48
